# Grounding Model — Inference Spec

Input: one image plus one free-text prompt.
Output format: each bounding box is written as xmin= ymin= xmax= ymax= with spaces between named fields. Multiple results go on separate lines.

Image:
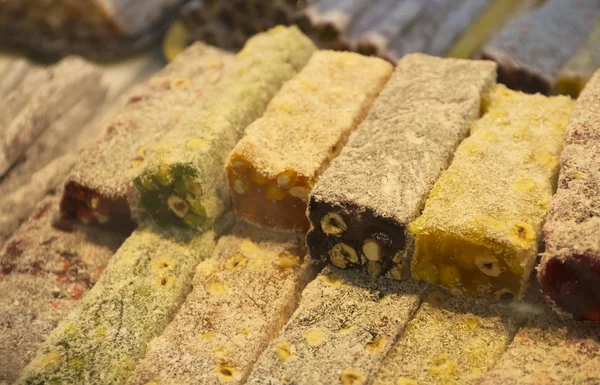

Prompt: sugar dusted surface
xmin=311 ymin=54 xmax=497 ymax=227
xmin=479 ymin=294 xmax=600 ymax=385
xmin=0 ymin=195 xmax=123 ymax=384
xmin=65 ymin=43 xmax=235 ymax=205
xmin=373 ymin=288 xmax=521 ymax=385
xmin=410 ymin=85 xmax=574 ymax=294
xmin=247 ymin=267 xmax=425 ymax=385
xmin=128 ymin=222 xmax=318 ymax=385
xmin=229 ymin=50 xmax=393 ymax=180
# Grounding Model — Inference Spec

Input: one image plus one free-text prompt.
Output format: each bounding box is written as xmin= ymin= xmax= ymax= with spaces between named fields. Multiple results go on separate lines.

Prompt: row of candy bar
xmin=538 ymin=70 xmax=600 ymax=323
xmin=61 ymin=26 xmax=315 ymax=235
xmin=482 ymin=0 xmax=600 ymax=96
xmin=0 ymin=0 xmax=185 ymax=59
xmin=176 ymin=0 xmax=525 ymax=62
xmin=0 ymin=58 xmax=106 ymax=246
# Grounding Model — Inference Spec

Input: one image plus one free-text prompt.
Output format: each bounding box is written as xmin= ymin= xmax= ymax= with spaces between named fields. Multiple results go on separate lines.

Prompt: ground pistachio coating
xmin=410 ymin=84 xmax=574 ymax=300
xmin=14 ymin=225 xmax=217 ymax=385
xmin=135 ymin=25 xmax=316 ymax=232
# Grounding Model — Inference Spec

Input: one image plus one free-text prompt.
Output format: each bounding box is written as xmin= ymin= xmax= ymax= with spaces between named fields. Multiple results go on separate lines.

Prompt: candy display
xmin=128 ymin=223 xmax=317 ymax=385
xmin=226 ymin=50 xmax=392 ymax=232
xmin=247 ymin=268 xmax=425 ymax=385
xmin=135 ymin=26 xmax=316 ymax=232
xmin=483 ymin=0 xmax=600 ymax=94
xmin=307 ymin=53 xmax=496 ymax=279
xmin=0 ymin=196 xmax=123 ymax=384
xmin=410 ymin=85 xmax=574 ymax=300
xmin=60 ymin=43 xmax=235 ymax=234
xmin=538 ymin=70 xmax=600 ymax=323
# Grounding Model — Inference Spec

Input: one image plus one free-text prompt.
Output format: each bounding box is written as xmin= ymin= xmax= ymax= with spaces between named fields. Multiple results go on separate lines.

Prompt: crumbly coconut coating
xmin=128 ymin=222 xmax=319 ymax=385
xmin=410 ymin=85 xmax=574 ymax=299
xmin=482 ymin=0 xmax=600 ymax=94
xmin=538 ymin=70 xmax=600 ymax=321
xmin=478 ymin=294 xmax=600 ymax=385
xmin=555 ymin=21 xmax=600 ymax=97
xmin=226 ymin=50 xmax=392 ymax=232
xmin=308 ymin=53 xmax=496 ymax=278
xmin=0 ymin=56 xmax=104 ymax=176
xmin=0 ymin=195 xmax=123 ymax=384
xmin=62 ymin=42 xmax=235 ymax=229
xmin=135 ymin=25 xmax=316 ymax=231
xmin=15 ymin=225 xmax=217 ymax=385
xmin=373 ymin=288 xmax=521 ymax=385
xmin=247 ymin=267 xmax=425 ymax=385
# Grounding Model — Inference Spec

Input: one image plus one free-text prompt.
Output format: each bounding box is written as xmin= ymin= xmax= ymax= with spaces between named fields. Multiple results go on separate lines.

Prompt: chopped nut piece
xmin=321 ymin=212 xmax=347 ymax=236
xmin=331 ymin=243 xmax=359 ymax=269
xmin=362 ymin=238 xmax=382 ymax=261
xmin=340 ymin=369 xmax=366 ymax=385
xmin=365 ymin=336 xmax=387 ymax=353
xmin=474 ymin=255 xmax=501 ymax=277
xmin=275 ymin=341 xmax=293 ymax=361
xmin=305 ymin=329 xmax=326 ymax=347
xmin=167 ymin=195 xmax=189 ymax=218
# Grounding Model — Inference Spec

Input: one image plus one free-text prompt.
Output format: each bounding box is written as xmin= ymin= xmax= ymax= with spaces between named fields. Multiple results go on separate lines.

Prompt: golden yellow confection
xmin=410 ymin=84 xmax=574 ymax=300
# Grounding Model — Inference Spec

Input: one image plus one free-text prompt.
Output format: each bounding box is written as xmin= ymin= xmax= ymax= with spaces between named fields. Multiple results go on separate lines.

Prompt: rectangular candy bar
xmin=128 ymin=223 xmax=318 ymax=385
xmin=482 ymin=0 xmax=600 ymax=94
xmin=134 ymin=26 xmax=316 ymax=232
xmin=226 ymin=51 xmax=392 ymax=233
xmin=307 ymin=54 xmax=496 ymax=280
xmin=0 ymin=56 xmax=103 ymax=176
xmin=0 ymin=0 xmax=184 ymax=59
xmin=410 ymin=85 xmax=574 ymax=300
xmin=538 ymin=70 xmax=600 ymax=323
xmin=446 ymin=0 xmax=528 ymax=59
xmin=427 ymin=0 xmax=494 ymax=56
xmin=355 ymin=0 xmax=426 ymax=58
xmin=15 ymin=225 xmax=217 ymax=385
xmin=478 ymin=296 xmax=600 ymax=385
xmin=555 ymin=21 xmax=600 ymax=97
xmin=373 ymin=288 xmax=521 ymax=385
xmin=60 ymin=42 xmax=235 ymax=235
xmin=386 ymin=0 xmax=461 ymax=62
xmin=0 ymin=195 xmax=123 ymax=384
xmin=247 ymin=268 xmax=425 ymax=385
